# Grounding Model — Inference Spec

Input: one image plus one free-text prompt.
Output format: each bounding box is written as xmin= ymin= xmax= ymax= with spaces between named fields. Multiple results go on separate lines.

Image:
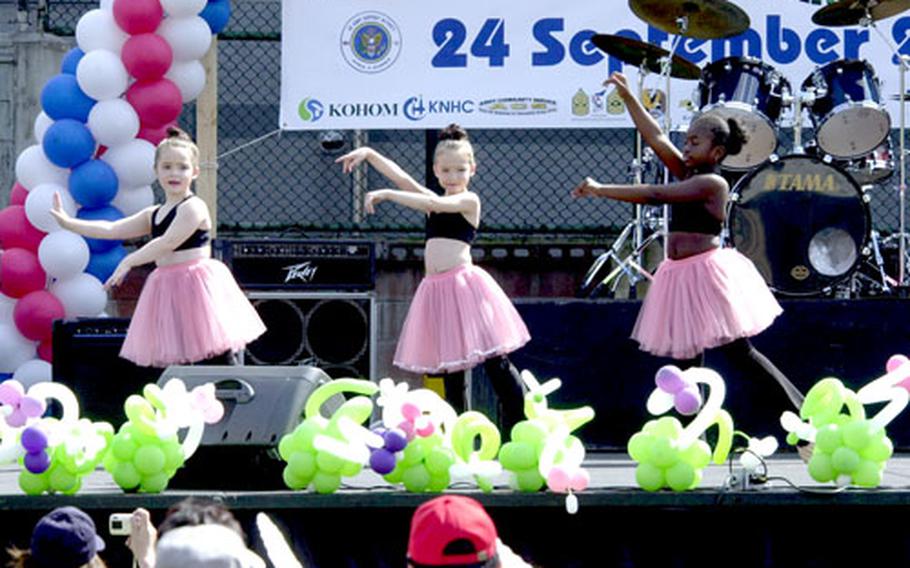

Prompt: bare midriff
xmin=666 ymin=231 xmax=721 ymax=260
xmin=424 ymin=237 xmax=473 ymax=274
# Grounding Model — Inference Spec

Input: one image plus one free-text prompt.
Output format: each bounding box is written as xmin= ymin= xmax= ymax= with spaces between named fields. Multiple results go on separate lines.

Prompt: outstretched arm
xmin=336 ymin=147 xmax=436 ymax=196
xmin=606 ymin=72 xmax=687 ymax=180
xmin=571 ymin=174 xmax=726 ymax=205
xmin=364 ymin=189 xmax=479 ymax=219
xmin=49 ymin=192 xmax=154 ymax=240
xmin=105 ymin=197 xmax=209 ymax=288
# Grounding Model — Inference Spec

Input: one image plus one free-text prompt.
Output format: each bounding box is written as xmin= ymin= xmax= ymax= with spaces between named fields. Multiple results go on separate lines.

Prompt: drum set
xmin=581 ymin=0 xmax=910 ymax=299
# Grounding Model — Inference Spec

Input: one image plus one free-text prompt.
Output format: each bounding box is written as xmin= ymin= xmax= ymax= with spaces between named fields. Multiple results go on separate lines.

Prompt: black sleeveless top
xmin=151 ymin=197 xmax=211 ymax=251
xmin=425 ymin=212 xmax=477 ymax=244
xmin=668 ymin=165 xmax=723 ymax=236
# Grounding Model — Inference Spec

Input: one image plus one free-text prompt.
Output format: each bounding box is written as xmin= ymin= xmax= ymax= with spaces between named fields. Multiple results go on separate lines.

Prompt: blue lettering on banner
xmin=891 ymin=17 xmax=910 ymax=64
xmin=404 ymin=96 xmax=475 ymax=121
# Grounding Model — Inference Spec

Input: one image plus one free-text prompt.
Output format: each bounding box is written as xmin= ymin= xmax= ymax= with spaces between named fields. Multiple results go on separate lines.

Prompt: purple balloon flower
xmin=0 ymin=380 xmax=46 ymax=428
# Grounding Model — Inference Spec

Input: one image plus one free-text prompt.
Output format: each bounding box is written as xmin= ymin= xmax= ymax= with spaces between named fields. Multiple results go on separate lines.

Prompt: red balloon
xmin=122 ymin=33 xmax=173 ymax=81
xmin=112 ymin=0 xmax=163 ymax=34
xmin=0 ymin=248 xmax=46 ymax=299
xmin=0 ymin=206 xmax=45 ymax=252
xmin=137 ymin=122 xmax=176 ymax=146
xmin=38 ymin=337 xmax=53 ymax=363
xmin=10 ymin=183 xmax=28 ymax=206
xmin=13 ymin=290 xmax=65 ymax=341
xmin=126 ymin=78 xmax=183 ymax=128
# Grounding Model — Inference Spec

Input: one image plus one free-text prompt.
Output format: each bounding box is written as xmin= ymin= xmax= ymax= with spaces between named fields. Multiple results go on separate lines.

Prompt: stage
xmin=3 ymin=453 xmax=910 ymax=567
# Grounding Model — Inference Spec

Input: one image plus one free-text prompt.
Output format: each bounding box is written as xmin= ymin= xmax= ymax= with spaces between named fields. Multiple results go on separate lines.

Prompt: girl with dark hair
xmin=50 ymin=127 xmax=265 ymax=367
xmin=572 ymin=72 xmax=805 ymax=417
xmin=336 ymin=124 xmax=530 ymax=433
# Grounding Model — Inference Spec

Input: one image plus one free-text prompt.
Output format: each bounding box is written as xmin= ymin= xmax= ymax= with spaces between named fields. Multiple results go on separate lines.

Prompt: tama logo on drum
xmin=762 ymin=173 xmax=836 ymax=192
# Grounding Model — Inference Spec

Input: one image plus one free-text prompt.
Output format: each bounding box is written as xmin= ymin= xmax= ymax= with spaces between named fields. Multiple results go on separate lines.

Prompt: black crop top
xmin=151 ymin=197 xmax=211 ymax=251
xmin=425 ymin=212 xmax=477 ymax=244
xmin=668 ymin=164 xmax=723 ymax=235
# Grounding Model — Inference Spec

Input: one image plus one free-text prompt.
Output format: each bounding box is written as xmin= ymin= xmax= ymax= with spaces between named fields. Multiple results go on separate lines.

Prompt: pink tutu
xmin=394 ymin=263 xmax=530 ymax=373
xmin=120 ymin=258 xmax=266 ymax=367
xmin=631 ymin=247 xmax=782 ymax=359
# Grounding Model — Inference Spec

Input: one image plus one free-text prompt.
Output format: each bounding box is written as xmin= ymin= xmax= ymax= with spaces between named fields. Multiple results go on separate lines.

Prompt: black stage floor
xmin=3 ymin=453 xmax=910 ymax=567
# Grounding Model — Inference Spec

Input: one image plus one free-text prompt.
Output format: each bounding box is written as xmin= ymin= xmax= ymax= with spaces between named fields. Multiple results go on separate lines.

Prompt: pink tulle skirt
xmin=120 ymin=258 xmax=266 ymax=367
xmin=394 ymin=263 xmax=531 ymax=373
xmin=631 ymin=247 xmax=782 ymax=360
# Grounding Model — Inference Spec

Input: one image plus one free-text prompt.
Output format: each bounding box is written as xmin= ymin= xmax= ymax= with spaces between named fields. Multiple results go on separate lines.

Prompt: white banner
xmin=280 ymin=0 xmax=910 ymax=130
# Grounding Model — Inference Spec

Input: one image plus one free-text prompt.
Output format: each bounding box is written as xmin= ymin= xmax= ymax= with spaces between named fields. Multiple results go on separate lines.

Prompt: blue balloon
xmin=61 ymin=47 xmax=85 ymax=75
xmin=200 ymin=0 xmax=231 ymax=34
xmin=77 ymin=205 xmax=124 ymax=253
xmin=43 ymin=119 xmax=96 ymax=169
xmin=40 ymin=74 xmax=96 ymax=122
xmin=69 ymin=160 xmax=119 ymax=208
xmin=85 ymin=244 xmax=128 ymax=284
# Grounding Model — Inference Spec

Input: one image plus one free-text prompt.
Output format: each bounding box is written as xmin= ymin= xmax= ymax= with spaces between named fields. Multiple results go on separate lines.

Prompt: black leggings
xmin=441 ymin=355 xmax=526 ymax=434
xmin=678 ymin=337 xmax=804 ymax=410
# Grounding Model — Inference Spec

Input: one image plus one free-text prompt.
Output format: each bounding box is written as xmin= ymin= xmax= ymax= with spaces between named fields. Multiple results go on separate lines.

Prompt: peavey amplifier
xmin=215 ymin=239 xmax=375 ymax=290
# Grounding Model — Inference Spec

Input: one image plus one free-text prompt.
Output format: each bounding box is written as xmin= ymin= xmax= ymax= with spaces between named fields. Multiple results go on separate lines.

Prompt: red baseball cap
xmin=407 ymin=495 xmax=498 ymax=566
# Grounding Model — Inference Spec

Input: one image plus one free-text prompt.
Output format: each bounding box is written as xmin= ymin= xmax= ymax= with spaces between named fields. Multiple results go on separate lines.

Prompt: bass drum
xmin=727 ymin=155 xmax=870 ymax=296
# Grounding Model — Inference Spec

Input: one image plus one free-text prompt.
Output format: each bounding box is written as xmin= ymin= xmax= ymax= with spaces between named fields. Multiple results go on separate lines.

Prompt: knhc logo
xmin=340 ymin=11 xmax=402 ymax=74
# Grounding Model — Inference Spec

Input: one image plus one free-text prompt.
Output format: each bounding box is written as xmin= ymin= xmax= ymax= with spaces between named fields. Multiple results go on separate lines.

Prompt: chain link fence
xmin=41 ymin=0 xmax=909 ymax=247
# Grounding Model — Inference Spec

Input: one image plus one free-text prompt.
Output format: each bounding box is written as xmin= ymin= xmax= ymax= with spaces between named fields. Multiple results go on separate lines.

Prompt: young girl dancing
xmin=336 ymin=124 xmax=530 ymax=432
xmin=572 ymin=72 xmax=805 ymax=414
xmin=50 ymin=127 xmax=265 ymax=368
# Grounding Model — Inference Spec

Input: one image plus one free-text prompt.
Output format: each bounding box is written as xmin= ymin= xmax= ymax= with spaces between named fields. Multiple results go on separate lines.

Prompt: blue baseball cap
xmin=30 ymin=507 xmax=105 ymax=568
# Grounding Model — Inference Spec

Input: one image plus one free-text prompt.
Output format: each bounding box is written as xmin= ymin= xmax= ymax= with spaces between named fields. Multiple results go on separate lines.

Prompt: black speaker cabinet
xmin=244 ymin=291 xmax=376 ymax=380
xmin=52 ymin=318 xmax=162 ymax=424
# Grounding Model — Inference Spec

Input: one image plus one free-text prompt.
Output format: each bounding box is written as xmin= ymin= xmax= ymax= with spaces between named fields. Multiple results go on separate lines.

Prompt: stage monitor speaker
xmin=244 ymin=291 xmax=375 ymax=380
xmin=52 ymin=318 xmax=162 ymax=424
xmin=159 ymin=365 xmax=345 ymax=489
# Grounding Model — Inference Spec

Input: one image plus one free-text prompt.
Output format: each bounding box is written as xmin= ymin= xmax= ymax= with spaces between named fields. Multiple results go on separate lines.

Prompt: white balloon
xmin=76 ymin=49 xmax=129 ymax=100
xmin=33 ymin=112 xmax=53 ymax=144
xmin=99 ymin=0 xmax=114 ymax=10
xmin=75 ymin=9 xmax=128 ymax=54
xmin=15 ymin=145 xmax=69 ymax=190
xmin=38 ymin=230 xmax=91 ymax=280
xmin=50 ymin=273 xmax=108 ymax=319
xmin=161 ymin=0 xmax=207 ymax=17
xmin=24 ymin=183 xmax=76 ymax=233
xmin=157 ymin=16 xmax=212 ymax=61
xmin=88 ymin=99 xmax=140 ymax=148
xmin=12 ymin=359 xmax=53 ymax=388
xmin=0 ymin=324 xmax=37 ymax=374
xmin=111 ymin=185 xmax=155 ymax=216
xmin=102 ymin=138 xmax=157 ymax=188
xmin=166 ymin=59 xmax=206 ymax=102
xmin=0 ymin=293 xmax=15 ymax=324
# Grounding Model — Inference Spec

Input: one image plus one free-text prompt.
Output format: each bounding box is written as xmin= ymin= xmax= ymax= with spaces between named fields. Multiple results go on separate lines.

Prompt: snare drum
xmin=698 ymin=56 xmax=790 ymax=170
xmin=727 ymin=155 xmax=870 ymax=295
xmin=841 ymin=139 xmax=894 ymax=186
xmin=802 ymin=59 xmax=890 ymax=159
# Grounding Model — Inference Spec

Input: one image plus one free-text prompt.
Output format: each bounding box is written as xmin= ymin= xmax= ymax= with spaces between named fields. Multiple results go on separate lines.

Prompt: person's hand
xmin=335 ymin=148 xmax=371 ymax=174
xmin=104 ymin=260 xmax=132 ymax=289
xmin=604 ymin=71 xmax=632 ymax=99
xmin=126 ymin=508 xmax=157 ymax=568
xmin=571 ymin=177 xmax=600 ymax=198
xmin=48 ymin=191 xmax=71 ymax=228
xmin=363 ymin=190 xmax=385 ymax=214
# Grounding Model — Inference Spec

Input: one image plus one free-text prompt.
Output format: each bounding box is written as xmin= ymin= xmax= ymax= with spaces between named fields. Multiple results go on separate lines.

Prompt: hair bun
xmin=166 ymin=126 xmax=192 ymax=141
xmin=438 ymin=123 xmax=469 ymax=142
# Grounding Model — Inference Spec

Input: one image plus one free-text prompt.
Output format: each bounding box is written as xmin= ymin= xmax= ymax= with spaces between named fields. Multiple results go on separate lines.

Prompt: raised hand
xmin=363 ymin=190 xmax=384 ymax=215
xmin=604 ymin=71 xmax=632 ymax=99
xmin=48 ymin=191 xmax=71 ymax=227
xmin=335 ymin=148 xmax=371 ymax=174
xmin=571 ymin=177 xmax=599 ymax=198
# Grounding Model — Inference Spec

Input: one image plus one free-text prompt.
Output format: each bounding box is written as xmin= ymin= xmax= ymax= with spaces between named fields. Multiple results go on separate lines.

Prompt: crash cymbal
xmin=813 ymin=0 xmax=910 ymax=26
xmin=629 ymin=0 xmax=751 ymax=39
xmin=591 ymin=34 xmax=701 ymax=80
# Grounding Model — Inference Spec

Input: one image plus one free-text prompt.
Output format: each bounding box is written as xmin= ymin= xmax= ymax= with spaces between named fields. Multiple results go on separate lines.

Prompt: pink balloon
xmin=10 ymin=183 xmax=28 ymax=206
xmin=122 ymin=33 xmax=173 ymax=81
xmin=547 ymin=467 xmax=571 ymax=493
xmin=0 ymin=248 xmax=47 ymax=299
xmin=569 ymin=469 xmax=590 ymax=492
xmin=13 ymin=290 xmax=65 ymax=341
xmin=0 ymin=206 xmax=46 ymax=252
xmin=887 ymin=354 xmax=909 ymax=373
xmin=112 ymin=0 xmax=163 ymax=35
xmin=137 ymin=122 xmax=176 ymax=145
xmin=126 ymin=78 xmax=183 ymax=128
xmin=37 ymin=337 xmax=53 ymax=363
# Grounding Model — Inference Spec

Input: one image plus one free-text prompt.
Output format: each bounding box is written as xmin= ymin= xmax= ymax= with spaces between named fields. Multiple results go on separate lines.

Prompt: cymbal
xmin=591 ymin=34 xmax=701 ymax=80
xmin=813 ymin=0 xmax=910 ymax=27
xmin=629 ymin=0 xmax=751 ymax=39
